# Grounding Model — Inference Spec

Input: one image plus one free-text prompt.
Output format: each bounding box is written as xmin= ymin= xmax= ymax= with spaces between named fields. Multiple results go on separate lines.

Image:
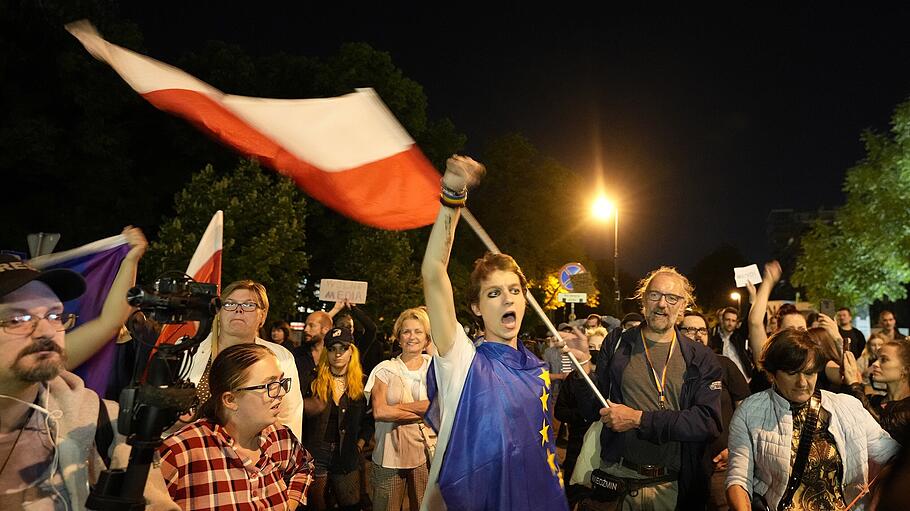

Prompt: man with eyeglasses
xmin=0 ymin=254 xmax=177 ymax=510
xmin=176 ymin=280 xmax=303 ymax=441
xmin=564 ymin=267 xmax=722 ymax=510
xmin=681 ymin=311 xmax=750 ymax=511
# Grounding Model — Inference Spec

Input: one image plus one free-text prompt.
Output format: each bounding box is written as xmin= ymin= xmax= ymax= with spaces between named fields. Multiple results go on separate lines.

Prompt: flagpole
xmin=461 ymin=208 xmax=609 ymax=408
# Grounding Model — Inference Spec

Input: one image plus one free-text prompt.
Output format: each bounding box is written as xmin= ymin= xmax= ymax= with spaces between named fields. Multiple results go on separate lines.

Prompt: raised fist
xmin=443 ymin=155 xmax=486 ymax=192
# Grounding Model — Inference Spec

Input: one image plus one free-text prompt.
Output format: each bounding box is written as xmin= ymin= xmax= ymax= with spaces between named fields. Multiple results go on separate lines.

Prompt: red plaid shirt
xmin=158 ymin=420 xmax=314 ymax=510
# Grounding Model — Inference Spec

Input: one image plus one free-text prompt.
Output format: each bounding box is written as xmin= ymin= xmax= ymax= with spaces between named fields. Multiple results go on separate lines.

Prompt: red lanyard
xmin=640 ymin=329 xmax=676 ymax=410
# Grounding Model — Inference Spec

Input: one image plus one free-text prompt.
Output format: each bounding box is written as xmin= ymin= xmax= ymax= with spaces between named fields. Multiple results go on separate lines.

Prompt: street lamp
xmin=730 ymin=291 xmax=742 ymax=314
xmin=591 ymin=195 xmax=620 ymax=316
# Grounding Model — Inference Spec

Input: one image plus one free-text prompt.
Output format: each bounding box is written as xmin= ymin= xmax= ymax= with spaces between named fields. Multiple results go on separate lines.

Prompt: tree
xmin=332 ymin=224 xmax=424 ymax=332
xmin=793 ymin=98 xmax=910 ymax=307
xmin=143 ymin=159 xmax=309 ymax=325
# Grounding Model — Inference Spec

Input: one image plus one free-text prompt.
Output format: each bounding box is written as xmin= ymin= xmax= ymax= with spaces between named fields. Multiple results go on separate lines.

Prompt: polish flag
xmin=66 ymin=21 xmax=441 ymax=230
xmin=157 ymin=210 xmax=223 ymax=344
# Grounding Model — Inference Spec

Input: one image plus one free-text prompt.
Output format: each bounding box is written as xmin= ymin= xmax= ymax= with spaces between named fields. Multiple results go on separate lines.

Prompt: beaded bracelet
xmin=440 ymin=180 xmax=467 ymax=208
xmin=440 ymin=192 xmax=467 ymax=208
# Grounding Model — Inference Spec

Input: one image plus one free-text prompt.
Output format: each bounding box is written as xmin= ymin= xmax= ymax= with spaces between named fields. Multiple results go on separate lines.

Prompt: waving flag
xmin=30 ymin=235 xmax=130 ymax=394
xmin=157 ymin=210 xmax=223 ymax=345
xmin=66 ymin=21 xmax=441 ymax=230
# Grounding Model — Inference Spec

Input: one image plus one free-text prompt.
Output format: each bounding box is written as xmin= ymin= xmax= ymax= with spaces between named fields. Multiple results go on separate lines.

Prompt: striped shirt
xmin=560 ymin=353 xmax=573 ymax=374
xmin=158 ymin=420 xmax=314 ymax=510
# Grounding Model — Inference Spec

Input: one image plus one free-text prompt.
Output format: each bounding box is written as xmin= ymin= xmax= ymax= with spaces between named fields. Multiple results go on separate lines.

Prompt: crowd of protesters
xmin=2 ymin=156 xmax=909 ymax=511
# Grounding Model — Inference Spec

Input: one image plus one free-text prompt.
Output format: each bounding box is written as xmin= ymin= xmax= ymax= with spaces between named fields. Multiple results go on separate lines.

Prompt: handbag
xmin=752 ymin=389 xmax=822 ymax=511
xmin=396 ymin=357 xmax=438 ymax=463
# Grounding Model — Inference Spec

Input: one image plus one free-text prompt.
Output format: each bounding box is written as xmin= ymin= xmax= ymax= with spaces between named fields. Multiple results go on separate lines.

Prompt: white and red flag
xmin=67 ymin=21 xmax=440 ymax=230
xmin=157 ymin=210 xmax=223 ymax=344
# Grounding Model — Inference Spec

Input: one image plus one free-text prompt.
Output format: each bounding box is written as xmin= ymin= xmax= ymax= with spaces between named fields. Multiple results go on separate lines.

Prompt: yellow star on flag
xmin=540 ymin=389 xmax=549 ymax=412
xmin=539 ymin=420 xmax=550 ymax=446
xmin=547 ymin=450 xmax=558 ymax=475
xmin=539 ymin=369 xmax=551 ymax=389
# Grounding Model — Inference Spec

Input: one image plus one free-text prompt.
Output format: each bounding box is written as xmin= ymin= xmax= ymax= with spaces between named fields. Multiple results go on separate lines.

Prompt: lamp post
xmin=592 ymin=196 xmax=620 ymax=316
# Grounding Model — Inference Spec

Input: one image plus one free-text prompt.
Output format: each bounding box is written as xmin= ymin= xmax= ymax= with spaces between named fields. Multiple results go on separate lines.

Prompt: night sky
xmin=118 ymin=4 xmax=910 ymax=276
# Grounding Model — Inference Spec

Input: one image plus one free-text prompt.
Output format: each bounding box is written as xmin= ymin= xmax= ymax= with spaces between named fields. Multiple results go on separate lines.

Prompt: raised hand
xmin=122 ymin=226 xmax=148 ymax=262
xmin=842 ymin=351 xmax=863 ymax=385
xmin=817 ymin=313 xmax=841 ymax=347
xmin=763 ymin=260 xmax=782 ymax=285
xmin=442 ymin=155 xmax=486 ymax=192
xmin=561 ymin=326 xmax=590 ymax=362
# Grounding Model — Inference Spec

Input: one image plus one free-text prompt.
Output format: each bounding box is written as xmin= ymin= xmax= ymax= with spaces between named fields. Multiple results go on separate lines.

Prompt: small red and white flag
xmin=157 ymin=210 xmax=223 ymax=344
xmin=67 ymin=21 xmax=441 ymax=230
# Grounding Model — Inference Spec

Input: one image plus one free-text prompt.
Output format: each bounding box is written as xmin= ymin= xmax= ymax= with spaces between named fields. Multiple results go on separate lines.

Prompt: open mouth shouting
xmin=501 ymin=311 xmax=517 ymax=329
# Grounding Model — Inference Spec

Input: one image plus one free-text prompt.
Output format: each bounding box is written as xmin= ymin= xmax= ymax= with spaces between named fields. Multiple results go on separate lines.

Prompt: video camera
xmin=87 ymin=273 xmax=220 ymax=510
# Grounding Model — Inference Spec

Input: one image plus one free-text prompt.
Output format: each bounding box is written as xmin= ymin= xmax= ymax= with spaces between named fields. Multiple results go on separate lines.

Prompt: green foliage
xmin=331 ymin=225 xmax=423 ymax=331
xmin=143 ymin=159 xmax=308 ymax=324
xmin=465 ymin=134 xmax=595 ymax=282
xmin=793 ymin=98 xmax=910 ymax=306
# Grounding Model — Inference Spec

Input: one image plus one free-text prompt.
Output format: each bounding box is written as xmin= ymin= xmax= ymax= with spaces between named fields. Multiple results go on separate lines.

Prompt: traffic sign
xmin=558 ymin=292 xmax=588 ymax=303
xmin=558 ymin=262 xmax=588 ymax=291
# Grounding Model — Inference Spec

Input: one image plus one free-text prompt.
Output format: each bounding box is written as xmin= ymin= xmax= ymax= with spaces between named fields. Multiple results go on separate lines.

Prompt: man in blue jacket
xmin=566 ymin=266 xmax=722 ymax=509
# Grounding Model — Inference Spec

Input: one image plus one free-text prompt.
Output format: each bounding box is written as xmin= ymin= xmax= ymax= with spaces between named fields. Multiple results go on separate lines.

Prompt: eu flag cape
xmin=30 ymin=236 xmax=129 ymax=394
xmin=426 ymin=340 xmax=568 ymax=510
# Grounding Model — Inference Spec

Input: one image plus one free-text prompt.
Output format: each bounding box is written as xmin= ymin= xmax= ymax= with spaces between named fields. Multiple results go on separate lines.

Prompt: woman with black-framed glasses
xmin=158 ymin=343 xmax=315 ymax=510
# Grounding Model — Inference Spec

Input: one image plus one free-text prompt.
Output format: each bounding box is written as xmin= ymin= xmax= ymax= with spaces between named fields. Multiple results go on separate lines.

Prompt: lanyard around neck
xmin=640 ymin=329 xmax=676 ymax=410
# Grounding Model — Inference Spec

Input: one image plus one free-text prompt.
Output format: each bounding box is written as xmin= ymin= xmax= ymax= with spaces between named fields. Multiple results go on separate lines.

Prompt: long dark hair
xmin=196 ymin=343 xmax=275 ymax=424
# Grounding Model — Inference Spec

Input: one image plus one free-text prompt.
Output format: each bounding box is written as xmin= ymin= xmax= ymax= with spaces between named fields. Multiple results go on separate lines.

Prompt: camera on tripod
xmin=126 ymin=274 xmax=219 ymax=324
xmin=86 ymin=274 xmax=220 ymax=510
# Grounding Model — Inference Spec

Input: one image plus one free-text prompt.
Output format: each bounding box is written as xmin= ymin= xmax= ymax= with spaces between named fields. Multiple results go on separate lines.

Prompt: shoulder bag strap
xmin=777 ymin=389 xmax=822 ymax=511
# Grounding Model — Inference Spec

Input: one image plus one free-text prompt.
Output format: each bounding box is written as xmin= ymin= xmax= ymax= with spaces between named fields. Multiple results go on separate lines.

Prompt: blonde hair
xmin=587 ymin=326 xmax=608 ymax=338
xmin=633 ymin=266 xmax=695 ymax=311
xmin=311 ymin=344 xmax=365 ymax=401
xmin=392 ymin=307 xmax=432 ymax=345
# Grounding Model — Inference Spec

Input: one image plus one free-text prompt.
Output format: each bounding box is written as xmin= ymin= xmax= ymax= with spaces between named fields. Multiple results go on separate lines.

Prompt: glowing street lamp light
xmin=591 ymin=196 xmax=615 ymax=221
xmin=591 ymin=195 xmax=620 ymax=315
xmin=731 ymin=291 xmax=742 ymax=313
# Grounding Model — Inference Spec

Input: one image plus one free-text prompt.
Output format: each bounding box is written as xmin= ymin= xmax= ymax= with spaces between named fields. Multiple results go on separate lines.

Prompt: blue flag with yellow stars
xmin=426 ymin=340 xmax=568 ymax=510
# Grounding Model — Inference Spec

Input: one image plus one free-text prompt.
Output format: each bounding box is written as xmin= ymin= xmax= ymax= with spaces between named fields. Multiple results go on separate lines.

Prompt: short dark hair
xmin=776 ymin=303 xmax=801 ymax=322
xmin=684 ymin=310 xmax=707 ymax=323
xmin=836 ymin=307 xmax=851 ymax=315
xmin=270 ymin=320 xmax=291 ymax=339
xmin=722 ymin=307 xmax=739 ymax=318
xmin=760 ymin=327 xmax=828 ymax=375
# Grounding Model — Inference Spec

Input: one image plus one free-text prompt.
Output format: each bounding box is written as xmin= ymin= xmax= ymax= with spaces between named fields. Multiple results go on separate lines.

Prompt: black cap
xmin=0 ymin=254 xmax=85 ymax=302
xmin=621 ymin=312 xmax=644 ymax=326
xmin=324 ymin=327 xmax=354 ymax=349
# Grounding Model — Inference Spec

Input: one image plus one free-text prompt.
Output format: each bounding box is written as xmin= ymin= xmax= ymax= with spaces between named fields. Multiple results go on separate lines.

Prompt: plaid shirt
xmin=158 ymin=420 xmax=314 ymax=510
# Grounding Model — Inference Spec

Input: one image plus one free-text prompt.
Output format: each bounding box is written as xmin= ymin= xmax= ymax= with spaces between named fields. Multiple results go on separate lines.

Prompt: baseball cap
xmin=324 ymin=327 xmax=354 ymax=349
xmin=0 ymin=254 xmax=85 ymax=302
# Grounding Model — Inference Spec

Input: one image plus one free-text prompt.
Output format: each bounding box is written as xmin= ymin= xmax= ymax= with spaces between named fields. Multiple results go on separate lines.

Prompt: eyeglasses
xmin=234 ymin=377 xmax=292 ymax=398
xmin=646 ymin=291 xmax=684 ymax=306
xmin=222 ymin=301 xmax=260 ymax=312
xmin=680 ymin=327 xmax=708 ymax=336
xmin=0 ymin=312 xmax=77 ymax=335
